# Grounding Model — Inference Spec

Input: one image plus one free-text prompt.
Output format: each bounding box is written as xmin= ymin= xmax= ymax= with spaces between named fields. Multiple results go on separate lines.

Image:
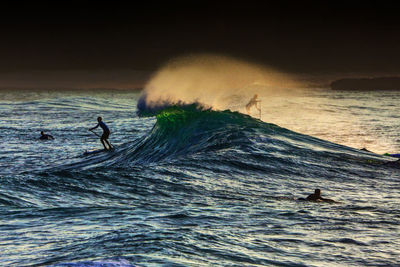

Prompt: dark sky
xmin=1 ymin=1 xmax=400 ymax=74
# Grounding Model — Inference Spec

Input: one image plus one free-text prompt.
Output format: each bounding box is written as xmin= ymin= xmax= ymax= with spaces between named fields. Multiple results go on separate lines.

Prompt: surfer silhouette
xmin=40 ymin=131 xmax=54 ymax=140
xmin=89 ymin=116 xmax=112 ymax=150
xmin=246 ymin=94 xmax=261 ymax=114
xmin=298 ymin=189 xmax=336 ymax=203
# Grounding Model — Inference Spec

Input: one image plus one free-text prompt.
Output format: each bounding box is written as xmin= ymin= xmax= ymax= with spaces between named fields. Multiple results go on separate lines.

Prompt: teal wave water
xmin=0 ymin=90 xmax=399 ymax=266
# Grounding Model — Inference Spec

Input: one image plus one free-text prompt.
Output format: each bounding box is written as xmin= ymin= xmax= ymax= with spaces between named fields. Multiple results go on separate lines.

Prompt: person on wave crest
xmin=298 ymin=189 xmax=337 ymax=203
xmin=89 ymin=116 xmax=113 ymax=150
xmin=245 ymin=94 xmax=261 ymax=114
xmin=39 ymin=131 xmax=54 ymax=140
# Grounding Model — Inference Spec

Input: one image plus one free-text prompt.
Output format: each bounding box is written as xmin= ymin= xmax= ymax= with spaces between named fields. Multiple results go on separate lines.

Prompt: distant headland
xmin=331 ymin=77 xmax=400 ymax=90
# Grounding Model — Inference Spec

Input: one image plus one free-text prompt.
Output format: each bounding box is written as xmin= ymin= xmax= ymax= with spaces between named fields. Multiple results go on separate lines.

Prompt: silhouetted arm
xmin=89 ymin=123 xmax=99 ymax=131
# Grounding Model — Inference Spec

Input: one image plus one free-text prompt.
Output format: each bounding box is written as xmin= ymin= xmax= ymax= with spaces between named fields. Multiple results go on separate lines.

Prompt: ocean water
xmin=0 ymin=89 xmax=399 ymax=266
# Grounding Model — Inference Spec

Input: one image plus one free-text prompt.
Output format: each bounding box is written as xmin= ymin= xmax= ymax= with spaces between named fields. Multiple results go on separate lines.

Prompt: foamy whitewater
xmin=1 ymin=59 xmax=400 ymax=266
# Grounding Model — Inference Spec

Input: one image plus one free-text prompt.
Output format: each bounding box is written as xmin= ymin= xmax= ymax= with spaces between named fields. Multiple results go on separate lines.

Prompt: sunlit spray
xmin=138 ymin=54 xmax=302 ymax=116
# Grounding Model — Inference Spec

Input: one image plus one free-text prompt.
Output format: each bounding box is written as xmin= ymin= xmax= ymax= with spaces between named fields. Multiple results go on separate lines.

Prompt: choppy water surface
xmin=0 ymin=89 xmax=399 ymax=266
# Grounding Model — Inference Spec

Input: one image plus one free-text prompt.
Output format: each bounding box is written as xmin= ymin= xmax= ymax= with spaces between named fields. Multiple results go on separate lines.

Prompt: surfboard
xmin=83 ymin=146 xmax=115 ymax=156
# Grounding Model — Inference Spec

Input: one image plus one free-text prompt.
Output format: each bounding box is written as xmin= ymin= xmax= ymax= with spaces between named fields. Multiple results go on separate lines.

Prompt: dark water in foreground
xmin=0 ymin=90 xmax=399 ymax=266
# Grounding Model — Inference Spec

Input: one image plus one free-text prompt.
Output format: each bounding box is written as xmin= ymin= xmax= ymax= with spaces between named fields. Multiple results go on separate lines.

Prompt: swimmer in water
xmin=39 ymin=131 xmax=54 ymax=140
xmin=298 ymin=189 xmax=336 ymax=203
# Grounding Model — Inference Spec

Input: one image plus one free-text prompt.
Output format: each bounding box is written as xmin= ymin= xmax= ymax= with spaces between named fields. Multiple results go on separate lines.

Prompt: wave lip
xmin=136 ymin=92 xmax=210 ymax=117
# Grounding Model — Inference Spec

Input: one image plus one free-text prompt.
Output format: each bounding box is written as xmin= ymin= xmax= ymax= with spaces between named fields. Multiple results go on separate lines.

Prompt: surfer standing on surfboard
xmin=89 ymin=116 xmax=112 ymax=150
xmin=246 ymin=94 xmax=261 ymax=115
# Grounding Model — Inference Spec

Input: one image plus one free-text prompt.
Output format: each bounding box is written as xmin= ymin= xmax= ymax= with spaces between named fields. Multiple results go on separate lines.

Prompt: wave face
xmin=1 ymin=91 xmax=400 ymax=266
xmin=66 ymin=104 xmax=387 ymax=173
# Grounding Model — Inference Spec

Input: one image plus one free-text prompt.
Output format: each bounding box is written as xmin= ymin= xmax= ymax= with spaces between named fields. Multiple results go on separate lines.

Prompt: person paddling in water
xmin=40 ymin=131 xmax=54 ymax=140
xmin=298 ymin=189 xmax=336 ymax=203
xmin=89 ymin=116 xmax=112 ymax=150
